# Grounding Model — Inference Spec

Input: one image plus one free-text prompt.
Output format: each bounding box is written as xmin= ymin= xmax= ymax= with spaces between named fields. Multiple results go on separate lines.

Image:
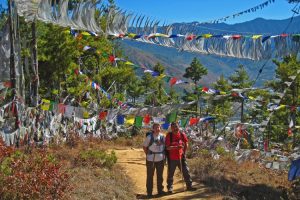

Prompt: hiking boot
xmin=186 ymin=186 xmax=197 ymax=191
xmin=157 ymin=191 xmax=167 ymax=196
xmin=147 ymin=193 xmax=153 ymax=198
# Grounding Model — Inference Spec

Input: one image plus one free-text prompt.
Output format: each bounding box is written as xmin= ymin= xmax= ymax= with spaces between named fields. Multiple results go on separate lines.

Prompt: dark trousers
xmin=146 ymin=160 xmax=164 ymax=195
xmin=167 ymin=158 xmax=192 ymax=190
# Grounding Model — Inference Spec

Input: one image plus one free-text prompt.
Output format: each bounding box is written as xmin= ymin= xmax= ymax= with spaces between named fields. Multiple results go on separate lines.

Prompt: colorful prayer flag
xmin=134 ymin=116 xmax=143 ymax=127
xmin=166 ymin=112 xmax=177 ymax=123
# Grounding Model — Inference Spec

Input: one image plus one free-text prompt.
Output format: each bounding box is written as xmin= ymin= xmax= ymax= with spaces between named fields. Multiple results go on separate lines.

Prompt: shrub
xmin=76 ymin=149 xmax=117 ymax=169
xmin=216 ymin=145 xmax=227 ymax=156
xmin=0 ymin=140 xmax=70 ymax=200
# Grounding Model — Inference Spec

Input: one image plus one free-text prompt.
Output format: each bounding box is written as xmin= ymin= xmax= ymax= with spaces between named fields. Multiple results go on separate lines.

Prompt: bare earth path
xmin=115 ymin=148 xmax=221 ymax=200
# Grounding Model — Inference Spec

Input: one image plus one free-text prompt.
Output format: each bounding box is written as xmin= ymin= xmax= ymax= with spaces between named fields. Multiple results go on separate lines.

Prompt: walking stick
xmin=179 ymin=147 xmax=185 ymax=191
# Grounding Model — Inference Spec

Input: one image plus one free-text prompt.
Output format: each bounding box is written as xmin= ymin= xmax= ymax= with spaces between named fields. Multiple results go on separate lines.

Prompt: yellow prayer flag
xmin=202 ymin=34 xmax=212 ymax=38
xmin=128 ymin=33 xmax=137 ymax=38
xmin=125 ymin=115 xmax=135 ymax=125
xmin=41 ymin=99 xmax=50 ymax=111
xmin=81 ymin=31 xmax=91 ymax=36
xmin=158 ymin=74 xmax=166 ymax=79
xmin=125 ymin=61 xmax=135 ymax=66
xmin=252 ymin=35 xmax=262 ymax=39
xmin=83 ymin=111 xmax=89 ymax=119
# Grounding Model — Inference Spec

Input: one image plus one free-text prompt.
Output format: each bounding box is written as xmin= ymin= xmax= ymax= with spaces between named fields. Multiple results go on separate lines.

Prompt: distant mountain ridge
xmin=121 ymin=16 xmax=300 ymax=87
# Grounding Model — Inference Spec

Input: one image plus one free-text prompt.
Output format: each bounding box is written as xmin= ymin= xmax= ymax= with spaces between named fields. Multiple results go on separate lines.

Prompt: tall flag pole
xmin=31 ymin=19 xmax=39 ymax=106
xmin=8 ymin=0 xmax=19 ymax=129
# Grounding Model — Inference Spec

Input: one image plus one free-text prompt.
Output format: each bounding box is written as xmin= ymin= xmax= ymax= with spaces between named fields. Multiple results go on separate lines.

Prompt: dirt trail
xmin=115 ymin=148 xmax=221 ymax=200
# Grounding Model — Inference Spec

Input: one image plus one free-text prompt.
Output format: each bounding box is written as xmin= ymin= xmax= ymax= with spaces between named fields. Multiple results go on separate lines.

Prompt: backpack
xmin=146 ymin=132 xmax=164 ymax=155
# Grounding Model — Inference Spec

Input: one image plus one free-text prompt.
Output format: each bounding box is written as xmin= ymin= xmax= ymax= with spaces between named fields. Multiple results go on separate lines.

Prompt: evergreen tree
xmin=183 ymin=57 xmax=208 ymax=114
xmin=229 ymin=65 xmax=253 ymax=89
xmin=211 ymin=74 xmax=233 ymax=125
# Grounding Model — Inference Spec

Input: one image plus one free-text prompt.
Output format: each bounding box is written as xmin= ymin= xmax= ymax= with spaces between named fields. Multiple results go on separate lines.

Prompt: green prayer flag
xmin=49 ymin=101 xmax=55 ymax=111
xmin=180 ymin=118 xmax=188 ymax=128
xmin=164 ymin=76 xmax=171 ymax=83
xmin=102 ymin=52 xmax=109 ymax=58
xmin=166 ymin=112 xmax=177 ymax=123
xmin=134 ymin=116 xmax=143 ymax=127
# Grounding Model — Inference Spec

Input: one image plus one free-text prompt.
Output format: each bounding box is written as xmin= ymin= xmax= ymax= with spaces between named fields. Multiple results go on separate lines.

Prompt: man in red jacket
xmin=165 ymin=121 xmax=196 ymax=193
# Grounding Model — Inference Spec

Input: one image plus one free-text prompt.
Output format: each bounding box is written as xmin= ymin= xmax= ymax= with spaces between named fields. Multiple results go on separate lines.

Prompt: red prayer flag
xmin=288 ymin=128 xmax=293 ymax=137
xmin=3 ymin=81 xmax=12 ymax=88
xmin=232 ymin=35 xmax=241 ymax=40
xmin=58 ymin=103 xmax=66 ymax=114
xmin=189 ymin=118 xmax=199 ymax=126
xmin=99 ymin=111 xmax=107 ymax=120
xmin=109 ymin=55 xmax=115 ymax=63
xmin=186 ymin=35 xmax=196 ymax=41
xmin=170 ymin=77 xmax=177 ymax=86
xmin=143 ymin=114 xmax=151 ymax=124
xmin=264 ymin=140 xmax=269 ymax=152
xmin=202 ymin=87 xmax=209 ymax=92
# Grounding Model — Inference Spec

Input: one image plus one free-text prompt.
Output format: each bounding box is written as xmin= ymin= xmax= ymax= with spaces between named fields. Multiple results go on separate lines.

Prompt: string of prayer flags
xmin=199 ymin=0 xmax=276 ymax=24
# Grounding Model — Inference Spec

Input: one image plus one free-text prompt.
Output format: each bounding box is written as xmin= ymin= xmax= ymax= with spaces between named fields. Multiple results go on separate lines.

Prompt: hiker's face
xmin=171 ymin=123 xmax=179 ymax=133
xmin=153 ymin=125 xmax=161 ymax=133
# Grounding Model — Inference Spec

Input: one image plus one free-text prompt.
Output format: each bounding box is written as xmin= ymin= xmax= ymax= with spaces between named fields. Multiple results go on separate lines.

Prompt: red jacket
xmin=165 ymin=131 xmax=188 ymax=160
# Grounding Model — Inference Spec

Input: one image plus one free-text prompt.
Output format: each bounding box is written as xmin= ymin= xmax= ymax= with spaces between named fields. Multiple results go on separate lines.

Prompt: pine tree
xmin=183 ymin=57 xmax=208 ymax=115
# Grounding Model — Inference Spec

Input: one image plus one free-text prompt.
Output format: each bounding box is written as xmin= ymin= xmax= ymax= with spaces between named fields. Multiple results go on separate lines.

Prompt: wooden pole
xmin=8 ymin=0 xmax=19 ymax=129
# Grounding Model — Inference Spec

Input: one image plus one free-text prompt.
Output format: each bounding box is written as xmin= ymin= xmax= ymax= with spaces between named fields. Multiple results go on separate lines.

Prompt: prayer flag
xmin=117 ymin=115 xmax=125 ymax=125
xmin=125 ymin=115 xmax=135 ymax=125
xmin=143 ymin=114 xmax=151 ymax=125
xmin=58 ymin=103 xmax=65 ymax=114
xmin=166 ymin=112 xmax=177 ymax=123
xmin=170 ymin=77 xmax=177 ymax=86
xmin=41 ymin=99 xmax=51 ymax=111
xmin=189 ymin=118 xmax=199 ymax=126
xmin=99 ymin=111 xmax=107 ymax=120
xmin=162 ymin=123 xmax=170 ymax=130
xmin=179 ymin=118 xmax=188 ymax=128
xmin=134 ymin=116 xmax=143 ymax=127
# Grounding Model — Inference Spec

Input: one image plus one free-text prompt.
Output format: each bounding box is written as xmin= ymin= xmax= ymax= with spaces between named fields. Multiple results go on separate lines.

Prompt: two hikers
xmin=143 ymin=121 xmax=195 ymax=197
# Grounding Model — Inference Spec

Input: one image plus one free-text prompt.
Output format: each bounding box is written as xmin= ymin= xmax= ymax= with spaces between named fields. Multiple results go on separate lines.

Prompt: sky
xmin=113 ymin=0 xmax=298 ymax=24
xmin=0 ymin=0 xmax=298 ymax=24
